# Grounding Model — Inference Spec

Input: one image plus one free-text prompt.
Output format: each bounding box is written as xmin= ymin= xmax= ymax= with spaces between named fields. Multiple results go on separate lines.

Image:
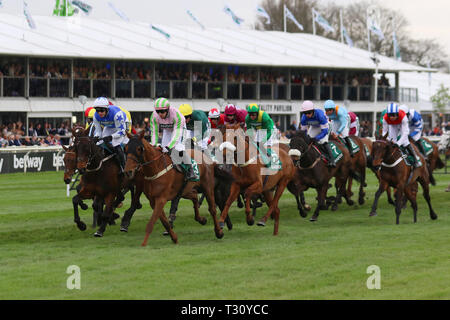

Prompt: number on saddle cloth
xmin=328 ymin=141 xmax=344 ymax=163
xmin=180 ymin=158 xmax=200 ymax=181
xmin=418 ymin=138 xmax=433 ymax=156
xmin=338 ymin=136 xmax=360 ymax=154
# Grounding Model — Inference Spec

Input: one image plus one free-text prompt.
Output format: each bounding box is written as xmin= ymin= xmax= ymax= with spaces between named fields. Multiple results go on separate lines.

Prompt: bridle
xmin=126 ymin=141 xmax=172 ymax=180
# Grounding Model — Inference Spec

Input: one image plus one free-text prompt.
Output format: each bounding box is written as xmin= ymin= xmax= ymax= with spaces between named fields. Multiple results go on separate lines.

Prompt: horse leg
xmin=256 ymin=190 xmax=273 ymax=227
xmin=287 ymin=181 xmax=307 ymax=218
xmin=94 ymin=193 xmax=115 ymax=237
xmin=258 ymin=178 xmax=289 ymax=235
xmin=405 ymin=186 xmax=418 ymax=223
xmin=202 ymin=186 xmax=224 ymax=239
xmin=244 ymin=182 xmax=263 ymax=226
xmin=159 ymin=210 xmax=178 ymax=244
xmin=310 ymin=185 xmax=327 ymax=222
xmin=120 ymin=184 xmax=143 ymax=232
xmin=417 ymin=177 xmax=438 ymax=220
xmin=191 ymin=196 xmax=207 ymax=226
xmin=142 ymin=198 xmax=167 ymax=246
xmin=358 ymin=166 xmax=367 ymax=205
xmin=72 ymin=193 xmax=87 ymax=231
xmin=369 ymin=180 xmax=388 ymax=217
xmin=386 ymin=187 xmax=395 ymax=206
xmin=237 ymin=193 xmax=244 ymax=208
xmin=218 ymin=182 xmax=242 ymax=229
xmin=394 ymin=188 xmax=404 ymax=225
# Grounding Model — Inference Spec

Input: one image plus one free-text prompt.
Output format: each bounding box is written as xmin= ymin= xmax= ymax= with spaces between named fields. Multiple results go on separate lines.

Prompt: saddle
xmin=399 ymin=146 xmax=422 ymax=167
xmin=337 ymin=136 xmax=360 ymax=154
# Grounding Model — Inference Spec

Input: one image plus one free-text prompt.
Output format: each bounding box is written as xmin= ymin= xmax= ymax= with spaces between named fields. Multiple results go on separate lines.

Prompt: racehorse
xmin=417 ymin=137 xmax=445 ymax=185
xmin=214 ymin=123 xmax=295 ymax=235
xmin=288 ymin=130 xmax=352 ymax=221
xmin=369 ymin=139 xmax=438 ymax=224
xmin=72 ymin=132 xmax=125 ymax=236
xmin=124 ymin=131 xmax=222 ymax=245
xmin=329 ymin=134 xmax=367 ymax=205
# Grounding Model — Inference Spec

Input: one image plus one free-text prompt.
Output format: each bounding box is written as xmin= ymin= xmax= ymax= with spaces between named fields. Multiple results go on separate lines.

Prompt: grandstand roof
xmin=0 ymin=13 xmax=432 ymax=73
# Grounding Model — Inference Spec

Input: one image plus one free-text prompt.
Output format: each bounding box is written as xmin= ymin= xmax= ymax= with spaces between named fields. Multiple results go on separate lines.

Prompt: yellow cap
xmin=179 ymin=104 xmax=193 ymax=117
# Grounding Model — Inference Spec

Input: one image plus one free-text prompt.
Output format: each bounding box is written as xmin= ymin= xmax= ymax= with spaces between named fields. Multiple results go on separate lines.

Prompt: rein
xmin=294 ymin=141 xmax=321 ymax=170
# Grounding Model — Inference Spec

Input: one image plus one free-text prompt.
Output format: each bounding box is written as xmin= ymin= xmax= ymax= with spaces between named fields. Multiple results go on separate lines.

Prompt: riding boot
xmin=182 ymin=151 xmax=196 ymax=180
xmin=323 ymin=142 xmax=337 ymax=167
xmin=114 ymin=145 xmax=126 ymax=173
xmin=414 ymin=140 xmax=426 ymax=158
xmin=406 ymin=144 xmax=420 ymax=168
xmin=344 ymin=137 xmax=355 ymax=157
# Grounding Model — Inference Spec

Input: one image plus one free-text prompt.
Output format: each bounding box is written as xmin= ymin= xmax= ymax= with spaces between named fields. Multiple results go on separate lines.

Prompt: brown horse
xmin=416 ymin=137 xmax=445 ymax=185
xmin=329 ymin=134 xmax=367 ymax=205
xmin=288 ymin=130 xmax=352 ymax=221
xmin=124 ymin=131 xmax=222 ymax=245
xmin=369 ymin=139 xmax=437 ymax=224
xmin=71 ymin=131 xmax=125 ymax=236
xmin=213 ymin=123 xmax=295 ymax=235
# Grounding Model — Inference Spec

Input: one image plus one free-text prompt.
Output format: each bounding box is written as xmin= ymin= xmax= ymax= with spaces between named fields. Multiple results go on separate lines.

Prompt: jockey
xmin=149 ymin=97 xmax=195 ymax=180
xmin=399 ymin=105 xmax=426 ymax=156
xmin=179 ymin=103 xmax=211 ymax=151
xmin=224 ymin=104 xmax=247 ymax=127
xmin=348 ymin=111 xmax=360 ymax=137
xmin=382 ymin=102 xmax=420 ymax=167
xmin=208 ymin=108 xmax=225 ymax=129
xmin=245 ymin=103 xmax=277 ymax=162
xmin=300 ymin=100 xmax=336 ymax=167
xmin=92 ymin=97 xmax=129 ymax=173
xmin=85 ymin=106 xmax=96 ymax=136
xmin=323 ymin=100 xmax=355 ymax=157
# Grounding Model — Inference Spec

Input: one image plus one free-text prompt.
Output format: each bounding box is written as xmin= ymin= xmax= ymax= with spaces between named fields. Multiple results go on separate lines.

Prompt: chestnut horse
xmin=213 ymin=123 xmax=295 ymax=235
xmin=124 ymin=131 xmax=222 ymax=245
xmin=288 ymin=130 xmax=352 ymax=221
xmin=369 ymin=139 xmax=437 ymax=224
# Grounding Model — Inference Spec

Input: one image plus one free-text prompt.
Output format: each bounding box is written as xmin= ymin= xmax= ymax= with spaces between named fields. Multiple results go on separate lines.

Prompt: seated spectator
xmin=30 ymin=136 xmax=41 ymax=146
xmin=22 ymin=136 xmax=33 ymax=146
xmin=53 ymin=134 xmax=62 ymax=146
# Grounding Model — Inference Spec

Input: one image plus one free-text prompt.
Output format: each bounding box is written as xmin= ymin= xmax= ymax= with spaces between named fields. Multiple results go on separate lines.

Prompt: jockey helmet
xmin=179 ymin=104 xmax=193 ymax=117
xmin=300 ymin=100 xmax=314 ymax=113
xmin=154 ymin=97 xmax=170 ymax=111
xmin=224 ymin=104 xmax=237 ymax=115
xmin=324 ymin=99 xmax=336 ymax=110
xmin=85 ymin=106 xmax=94 ymax=118
xmin=93 ymin=97 xmax=110 ymax=109
xmin=387 ymin=102 xmax=399 ymax=115
xmin=399 ymin=104 xmax=409 ymax=114
xmin=247 ymin=103 xmax=260 ymax=113
xmin=208 ymin=108 xmax=220 ymax=119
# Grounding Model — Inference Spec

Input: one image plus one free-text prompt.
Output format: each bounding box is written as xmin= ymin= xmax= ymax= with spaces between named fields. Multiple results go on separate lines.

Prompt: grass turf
xmin=0 ymin=170 xmax=449 ymax=299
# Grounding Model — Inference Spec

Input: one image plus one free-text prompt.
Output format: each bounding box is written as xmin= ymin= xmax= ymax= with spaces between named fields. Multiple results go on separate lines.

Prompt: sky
xmin=1 ymin=0 xmax=449 ymax=56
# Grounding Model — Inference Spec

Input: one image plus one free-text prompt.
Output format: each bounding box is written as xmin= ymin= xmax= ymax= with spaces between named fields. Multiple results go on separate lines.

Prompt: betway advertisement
xmin=0 ymin=150 xmax=65 ymax=174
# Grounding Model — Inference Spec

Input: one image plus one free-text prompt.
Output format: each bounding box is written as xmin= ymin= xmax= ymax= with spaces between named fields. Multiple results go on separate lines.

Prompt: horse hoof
xmin=219 ymin=221 xmax=224 ymax=229
xmin=80 ymin=203 xmax=88 ymax=210
xmin=137 ymin=202 xmax=143 ymax=209
xmin=94 ymin=231 xmax=103 ymax=237
xmin=304 ymin=204 xmax=311 ymax=211
xmin=247 ymin=219 xmax=255 ymax=226
xmin=309 ymin=216 xmax=318 ymax=222
xmin=215 ymin=231 xmax=224 ymax=239
xmin=257 ymin=220 xmax=266 ymax=227
xmin=369 ymin=211 xmax=377 ymax=217
xmin=347 ymin=200 xmax=354 ymax=206
xmin=77 ymin=222 xmax=87 ymax=231
xmin=120 ymin=226 xmax=128 ymax=232
xmin=331 ymin=205 xmax=338 ymax=211
xmin=359 ymin=198 xmax=365 ymax=205
xmin=199 ymin=218 xmax=207 ymax=226
xmin=162 ymin=231 xmax=169 ymax=236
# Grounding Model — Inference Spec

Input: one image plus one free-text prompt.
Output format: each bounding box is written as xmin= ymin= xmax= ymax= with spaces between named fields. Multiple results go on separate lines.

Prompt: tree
xmin=430 ymin=84 xmax=450 ymax=124
xmin=255 ymin=0 xmax=449 ymax=72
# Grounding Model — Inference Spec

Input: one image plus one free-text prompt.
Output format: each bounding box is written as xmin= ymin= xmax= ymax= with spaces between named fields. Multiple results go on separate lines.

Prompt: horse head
xmin=62 ymin=144 xmax=77 ymax=184
xmin=75 ymin=136 xmax=98 ymax=174
xmin=371 ymin=139 xmax=397 ymax=170
xmin=124 ymin=131 xmax=147 ymax=179
xmin=288 ymin=131 xmax=309 ymax=158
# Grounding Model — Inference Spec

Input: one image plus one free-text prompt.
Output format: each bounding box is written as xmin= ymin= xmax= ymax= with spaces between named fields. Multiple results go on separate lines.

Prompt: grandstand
xmin=0 ymin=12 xmax=445 ymax=134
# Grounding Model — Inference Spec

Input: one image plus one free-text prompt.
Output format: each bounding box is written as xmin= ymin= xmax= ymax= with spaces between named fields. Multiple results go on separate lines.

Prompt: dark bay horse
xmin=124 ymin=131 xmax=222 ymax=245
xmin=214 ymin=123 xmax=295 ymax=235
xmin=72 ymin=134 xmax=125 ymax=237
xmin=369 ymin=140 xmax=437 ymax=224
xmin=288 ymin=130 xmax=352 ymax=221
xmin=417 ymin=137 xmax=445 ymax=185
xmin=329 ymin=134 xmax=367 ymax=205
